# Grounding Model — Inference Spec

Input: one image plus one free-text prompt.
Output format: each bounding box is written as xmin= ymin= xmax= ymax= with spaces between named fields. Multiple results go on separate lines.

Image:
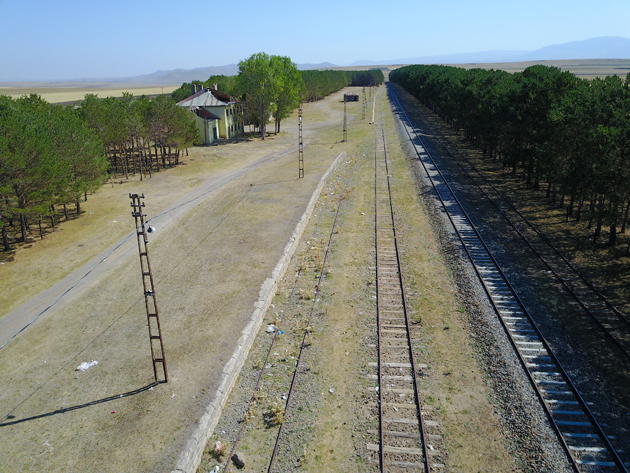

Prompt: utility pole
xmin=129 ymin=194 xmax=168 ymax=383
xmin=362 ymin=86 xmax=366 ymax=120
xmin=342 ymin=97 xmax=348 ymax=142
xmin=298 ymin=105 xmax=304 ymax=178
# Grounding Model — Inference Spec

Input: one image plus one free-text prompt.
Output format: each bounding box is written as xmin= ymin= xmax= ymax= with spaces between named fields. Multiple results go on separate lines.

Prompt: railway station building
xmin=177 ymin=84 xmax=244 ymax=144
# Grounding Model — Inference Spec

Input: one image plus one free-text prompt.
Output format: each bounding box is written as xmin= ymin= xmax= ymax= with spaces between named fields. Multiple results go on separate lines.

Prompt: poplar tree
xmin=271 ymin=55 xmax=303 ymax=134
xmin=236 ymin=52 xmax=279 ymax=139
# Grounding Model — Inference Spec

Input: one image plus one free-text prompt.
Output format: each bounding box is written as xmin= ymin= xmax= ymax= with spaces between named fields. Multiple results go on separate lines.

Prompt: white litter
xmin=266 ymin=324 xmax=277 ymax=333
xmin=329 ymin=388 xmax=334 ymax=394
xmin=76 ymin=360 xmax=98 ymax=372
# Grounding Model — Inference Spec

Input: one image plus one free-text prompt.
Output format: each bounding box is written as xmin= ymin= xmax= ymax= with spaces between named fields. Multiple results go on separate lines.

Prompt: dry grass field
xmin=327 ymin=59 xmax=630 ymax=79
xmin=0 ymin=87 xmax=348 ymax=471
xmin=443 ymin=58 xmax=630 ymax=79
xmin=0 ymin=82 xmax=180 ymax=103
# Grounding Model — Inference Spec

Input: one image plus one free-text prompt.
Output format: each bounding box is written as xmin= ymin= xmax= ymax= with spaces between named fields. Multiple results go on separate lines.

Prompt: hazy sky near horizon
xmin=1 ymin=0 xmax=629 ymax=81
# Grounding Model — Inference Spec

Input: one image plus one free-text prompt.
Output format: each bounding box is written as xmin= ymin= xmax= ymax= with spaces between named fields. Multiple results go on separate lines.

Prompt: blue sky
xmin=1 ymin=0 xmax=629 ymax=81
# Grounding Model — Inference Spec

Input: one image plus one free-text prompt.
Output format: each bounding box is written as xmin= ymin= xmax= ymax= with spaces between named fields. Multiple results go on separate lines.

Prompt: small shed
xmin=344 ymin=93 xmax=360 ymax=102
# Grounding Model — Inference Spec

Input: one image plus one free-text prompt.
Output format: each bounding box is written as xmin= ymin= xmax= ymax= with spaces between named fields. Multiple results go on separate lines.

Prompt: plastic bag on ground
xmin=76 ymin=360 xmax=98 ymax=372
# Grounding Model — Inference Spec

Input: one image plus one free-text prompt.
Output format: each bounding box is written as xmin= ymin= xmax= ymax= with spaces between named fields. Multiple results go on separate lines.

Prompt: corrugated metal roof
xmin=176 ymin=88 xmax=239 ymax=107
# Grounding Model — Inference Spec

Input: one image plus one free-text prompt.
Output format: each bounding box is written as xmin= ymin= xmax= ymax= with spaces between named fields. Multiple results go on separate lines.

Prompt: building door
xmin=213 ymin=127 xmax=218 ymax=141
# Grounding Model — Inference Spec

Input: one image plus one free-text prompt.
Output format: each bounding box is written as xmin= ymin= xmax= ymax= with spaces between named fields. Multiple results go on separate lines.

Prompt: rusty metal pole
xmin=362 ymin=86 xmax=366 ymax=120
xmin=342 ymin=98 xmax=348 ymax=142
xmin=299 ymin=105 xmax=304 ymax=178
xmin=129 ymin=193 xmax=168 ymax=383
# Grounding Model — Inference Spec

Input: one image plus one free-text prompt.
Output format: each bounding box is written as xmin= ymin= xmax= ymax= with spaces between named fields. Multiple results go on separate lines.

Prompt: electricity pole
xmin=362 ymin=86 xmax=366 ymax=120
xmin=342 ymin=98 xmax=348 ymax=142
xmin=298 ymin=105 xmax=304 ymax=178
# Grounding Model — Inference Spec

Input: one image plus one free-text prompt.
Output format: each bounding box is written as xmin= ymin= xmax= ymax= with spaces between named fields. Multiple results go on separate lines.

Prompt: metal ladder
xmin=129 ymin=193 xmax=168 ymax=383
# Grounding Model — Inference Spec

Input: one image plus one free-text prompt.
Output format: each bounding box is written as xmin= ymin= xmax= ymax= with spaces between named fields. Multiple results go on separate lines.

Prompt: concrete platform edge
xmin=172 ymin=151 xmax=347 ymax=473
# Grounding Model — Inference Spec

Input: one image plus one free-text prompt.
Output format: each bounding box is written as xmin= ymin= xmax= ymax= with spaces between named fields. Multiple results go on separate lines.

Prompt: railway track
xmin=218 ymin=139 xmax=373 ymax=473
xmin=364 ymin=111 xmax=442 ymax=471
xmin=218 ymin=103 xmax=442 ymax=472
xmin=398 ymin=100 xmax=630 ymax=364
xmin=456 ymin=161 xmax=630 ymax=362
xmin=388 ymin=83 xmax=629 ymax=472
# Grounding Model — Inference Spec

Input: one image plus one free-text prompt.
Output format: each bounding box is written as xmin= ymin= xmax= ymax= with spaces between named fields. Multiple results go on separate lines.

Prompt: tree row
xmin=80 ymin=93 xmax=199 ymax=178
xmin=0 ymin=93 xmax=200 ymax=250
xmin=0 ymin=95 xmax=107 ymax=249
xmin=171 ymin=58 xmax=384 ymax=139
xmin=390 ymin=64 xmax=630 ymax=248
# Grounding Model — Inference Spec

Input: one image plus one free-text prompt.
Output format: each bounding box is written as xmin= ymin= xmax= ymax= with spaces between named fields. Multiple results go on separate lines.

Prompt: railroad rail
xmin=397 ymin=103 xmax=630 ymax=363
xmin=221 ymin=195 xmax=327 ymax=473
xmin=219 ymin=140 xmax=372 ymax=473
xmin=265 ymin=160 xmax=352 ymax=473
xmin=388 ymin=83 xmax=629 ymax=472
xmin=455 ymin=162 xmax=630 ymax=362
xmin=366 ymin=110 xmax=441 ymax=471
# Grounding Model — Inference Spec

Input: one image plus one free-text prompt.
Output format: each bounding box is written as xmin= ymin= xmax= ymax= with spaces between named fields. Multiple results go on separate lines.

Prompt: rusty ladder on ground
xmin=129 ymin=193 xmax=168 ymax=383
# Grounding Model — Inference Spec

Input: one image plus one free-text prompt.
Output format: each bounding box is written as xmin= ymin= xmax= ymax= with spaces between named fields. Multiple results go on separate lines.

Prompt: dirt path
xmin=0 ymin=148 xmax=291 ymax=349
xmin=0 ymin=88 xmax=366 ymax=472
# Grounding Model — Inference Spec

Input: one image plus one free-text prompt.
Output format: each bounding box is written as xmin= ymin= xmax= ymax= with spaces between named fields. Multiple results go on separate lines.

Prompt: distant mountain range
xmin=351 ymin=36 xmax=630 ymax=66
xmin=5 ymin=37 xmax=628 ymax=84
xmin=128 ymin=64 xmax=240 ymax=84
xmin=125 ymin=62 xmax=338 ymax=85
xmin=128 ymin=37 xmax=630 ymax=84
